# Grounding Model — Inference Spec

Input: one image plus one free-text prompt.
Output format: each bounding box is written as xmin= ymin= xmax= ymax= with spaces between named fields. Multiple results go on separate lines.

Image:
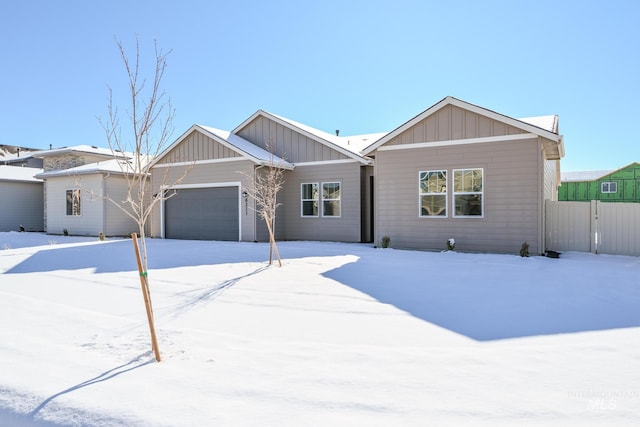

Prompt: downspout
xmin=102 ymin=173 xmax=107 ymax=236
xmin=538 ymin=139 xmax=544 ymax=255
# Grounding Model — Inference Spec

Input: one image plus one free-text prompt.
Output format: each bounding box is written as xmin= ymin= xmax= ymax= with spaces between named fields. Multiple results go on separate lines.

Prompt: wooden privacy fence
xmin=545 ymin=200 xmax=640 ymax=256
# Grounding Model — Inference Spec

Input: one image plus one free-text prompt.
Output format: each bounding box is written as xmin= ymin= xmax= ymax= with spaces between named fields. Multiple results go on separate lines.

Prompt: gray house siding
xmin=236 ymin=116 xmax=351 ymax=163
xmin=385 ymin=105 xmax=527 ymax=147
xmin=279 ymin=162 xmax=362 ymax=242
xmin=374 ymin=137 xmax=544 ymax=254
xmin=155 ymin=130 xmax=241 ymax=165
xmin=0 ymin=181 xmax=44 ymax=232
xmin=150 ymin=159 xmax=257 ymax=242
xmin=104 ymin=175 xmax=140 ymax=236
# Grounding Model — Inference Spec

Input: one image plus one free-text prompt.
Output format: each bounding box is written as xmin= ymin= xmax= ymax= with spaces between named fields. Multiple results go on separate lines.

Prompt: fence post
xmin=590 ymin=200 xmax=599 ymax=254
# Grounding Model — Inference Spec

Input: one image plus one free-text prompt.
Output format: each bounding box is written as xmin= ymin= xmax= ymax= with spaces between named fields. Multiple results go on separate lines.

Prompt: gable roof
xmin=561 ymin=162 xmax=640 ymax=182
xmin=35 ymin=156 xmax=153 ymax=179
xmin=233 ymin=110 xmax=375 ymax=164
xmin=362 ymin=96 xmax=564 ymax=159
xmin=150 ymin=124 xmax=294 ymax=170
xmin=31 ymin=144 xmax=128 ymax=160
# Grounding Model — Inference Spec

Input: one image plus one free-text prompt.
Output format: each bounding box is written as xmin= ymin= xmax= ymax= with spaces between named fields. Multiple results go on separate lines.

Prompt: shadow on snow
xmin=323 ymin=249 xmax=640 ymax=341
xmin=3 ymin=239 xmax=280 ymax=274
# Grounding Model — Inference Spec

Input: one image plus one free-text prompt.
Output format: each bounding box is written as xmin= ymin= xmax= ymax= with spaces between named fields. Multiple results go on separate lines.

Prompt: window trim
xmin=452 ymin=168 xmax=484 ymax=218
xmin=601 ymin=181 xmax=618 ymax=194
xmin=66 ymin=188 xmax=82 ymax=216
xmin=321 ymin=181 xmax=341 ymax=218
xmin=300 ymin=182 xmax=319 ymax=217
xmin=418 ymin=170 xmax=448 ymax=218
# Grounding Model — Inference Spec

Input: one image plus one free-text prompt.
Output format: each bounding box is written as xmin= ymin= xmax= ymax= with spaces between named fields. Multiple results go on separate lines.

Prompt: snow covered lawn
xmin=1 ymin=232 xmax=639 ymax=426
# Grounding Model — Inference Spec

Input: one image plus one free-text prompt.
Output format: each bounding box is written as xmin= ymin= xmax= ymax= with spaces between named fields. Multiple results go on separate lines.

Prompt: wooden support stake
xmin=131 ymin=233 xmax=161 ymax=362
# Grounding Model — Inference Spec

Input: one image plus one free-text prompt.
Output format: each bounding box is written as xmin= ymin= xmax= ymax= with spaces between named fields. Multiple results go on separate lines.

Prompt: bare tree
xmin=98 ymin=36 xmax=190 ymax=362
xmin=242 ymin=144 xmax=285 ymax=267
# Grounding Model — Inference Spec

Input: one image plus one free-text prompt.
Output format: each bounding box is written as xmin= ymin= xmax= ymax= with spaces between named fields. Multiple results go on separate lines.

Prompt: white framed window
xmin=66 ymin=189 xmax=81 ymax=216
xmin=601 ymin=181 xmax=617 ymax=193
xmin=453 ymin=168 xmax=483 ymax=217
xmin=301 ymin=183 xmax=319 ymax=217
xmin=419 ymin=170 xmax=447 ymax=217
xmin=322 ymin=182 xmax=341 ymax=217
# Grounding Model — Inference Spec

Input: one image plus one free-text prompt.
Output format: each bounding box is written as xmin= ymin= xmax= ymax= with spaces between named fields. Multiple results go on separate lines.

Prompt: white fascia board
xmin=364 ymin=96 xmax=560 ymax=155
xmin=161 ymin=181 xmax=242 ymax=191
xmin=377 ymin=133 xmax=538 ymax=151
xmin=236 ymin=110 xmax=369 ymax=165
xmin=293 ymin=159 xmax=365 ymax=167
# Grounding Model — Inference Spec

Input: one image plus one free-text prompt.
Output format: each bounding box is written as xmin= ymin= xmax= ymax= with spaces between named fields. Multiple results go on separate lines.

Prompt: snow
xmin=518 ymin=115 xmax=558 ymax=133
xmin=562 ymin=170 xmax=615 ymax=182
xmin=0 ymin=166 xmax=43 ymax=183
xmin=1 ymin=232 xmax=639 ymax=426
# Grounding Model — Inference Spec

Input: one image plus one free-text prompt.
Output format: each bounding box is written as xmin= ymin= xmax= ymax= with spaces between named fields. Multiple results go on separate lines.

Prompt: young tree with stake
xmin=99 ymin=36 xmax=191 ymax=362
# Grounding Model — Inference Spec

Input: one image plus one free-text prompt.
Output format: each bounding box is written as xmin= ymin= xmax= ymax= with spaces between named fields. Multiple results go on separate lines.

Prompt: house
xmin=34 ymin=145 xmax=141 ymax=236
xmin=149 ymin=96 xmax=564 ymax=254
xmin=0 ymin=165 xmax=44 ymax=232
xmin=558 ymin=162 xmax=640 ymax=203
xmin=363 ymin=97 xmax=564 ymax=254
xmin=0 ymin=144 xmax=43 ymax=168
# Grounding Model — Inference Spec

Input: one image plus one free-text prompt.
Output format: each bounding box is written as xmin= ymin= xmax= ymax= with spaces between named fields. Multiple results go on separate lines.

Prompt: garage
xmin=164 ymin=186 xmax=239 ymax=241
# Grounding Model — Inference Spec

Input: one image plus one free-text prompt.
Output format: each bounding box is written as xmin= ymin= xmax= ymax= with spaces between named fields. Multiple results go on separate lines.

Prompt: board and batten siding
xmin=150 ymin=159 xmax=257 ymax=241
xmin=385 ymin=105 xmax=527 ymax=147
xmin=236 ymin=116 xmax=351 ymax=163
xmin=0 ymin=181 xmax=44 ymax=232
xmin=156 ymin=130 xmax=241 ymax=165
xmin=374 ymin=137 xmax=544 ymax=254
xmin=279 ymin=162 xmax=362 ymax=242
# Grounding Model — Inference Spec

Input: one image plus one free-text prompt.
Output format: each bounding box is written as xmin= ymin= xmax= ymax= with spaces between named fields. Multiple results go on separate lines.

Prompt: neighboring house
xmin=33 ymin=145 xmax=140 ymax=236
xmin=558 ymin=162 xmax=640 ymax=202
xmin=0 ymin=144 xmax=44 ymax=168
xmin=0 ymin=165 xmax=44 ymax=232
xmin=149 ymin=96 xmax=564 ymax=254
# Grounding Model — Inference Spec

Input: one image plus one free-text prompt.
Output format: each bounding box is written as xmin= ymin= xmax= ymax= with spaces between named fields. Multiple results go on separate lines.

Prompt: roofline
xmin=35 ymin=167 xmax=144 ymax=179
xmin=233 ymin=110 xmax=371 ymax=165
xmin=561 ymin=161 xmax=640 ymax=182
xmin=362 ymin=96 xmax=562 ymax=155
xmin=32 ymin=146 xmax=129 ymax=159
xmin=149 ymin=124 xmax=295 ymax=170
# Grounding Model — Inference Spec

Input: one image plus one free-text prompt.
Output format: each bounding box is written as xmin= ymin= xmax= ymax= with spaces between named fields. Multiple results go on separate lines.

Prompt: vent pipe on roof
xmin=335 ymin=130 xmax=339 ymax=136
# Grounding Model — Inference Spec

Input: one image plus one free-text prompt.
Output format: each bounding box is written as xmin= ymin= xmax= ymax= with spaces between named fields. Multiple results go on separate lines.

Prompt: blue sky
xmin=1 ymin=0 xmax=638 ymax=171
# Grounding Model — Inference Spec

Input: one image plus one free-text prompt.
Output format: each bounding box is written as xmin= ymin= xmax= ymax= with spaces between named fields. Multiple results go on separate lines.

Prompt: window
xmin=66 ymin=189 xmax=81 ymax=216
xmin=301 ymin=181 xmax=341 ymax=217
xmin=322 ymin=182 xmax=341 ymax=217
xmin=301 ymin=183 xmax=319 ymax=216
xmin=419 ymin=170 xmax=447 ymax=217
xmin=453 ymin=168 xmax=483 ymax=217
xmin=601 ymin=182 xmax=617 ymax=193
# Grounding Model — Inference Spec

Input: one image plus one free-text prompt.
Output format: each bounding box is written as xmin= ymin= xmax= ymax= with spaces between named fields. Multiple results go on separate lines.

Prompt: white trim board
xmin=377 ymin=133 xmax=537 ymax=151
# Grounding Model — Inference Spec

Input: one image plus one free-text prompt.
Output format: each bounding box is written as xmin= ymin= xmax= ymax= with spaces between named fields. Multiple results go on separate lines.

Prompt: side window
xmin=322 ymin=182 xmax=341 ymax=217
xmin=601 ymin=182 xmax=617 ymax=193
xmin=453 ymin=168 xmax=483 ymax=217
xmin=66 ymin=189 xmax=81 ymax=216
xmin=419 ymin=170 xmax=447 ymax=217
xmin=301 ymin=183 xmax=319 ymax=216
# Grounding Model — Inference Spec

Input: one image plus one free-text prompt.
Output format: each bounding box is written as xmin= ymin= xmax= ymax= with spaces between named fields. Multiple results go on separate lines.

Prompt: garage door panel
xmin=165 ymin=187 xmax=239 ymax=241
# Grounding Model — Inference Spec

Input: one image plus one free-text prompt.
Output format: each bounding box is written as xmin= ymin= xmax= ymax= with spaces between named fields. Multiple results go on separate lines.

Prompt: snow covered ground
xmin=0 ymin=232 xmax=639 ymax=426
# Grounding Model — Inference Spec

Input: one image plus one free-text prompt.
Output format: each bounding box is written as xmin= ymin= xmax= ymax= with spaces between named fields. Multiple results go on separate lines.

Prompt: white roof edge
xmin=363 ymin=96 xmax=561 ymax=155
xmin=234 ymin=110 xmax=371 ymax=165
